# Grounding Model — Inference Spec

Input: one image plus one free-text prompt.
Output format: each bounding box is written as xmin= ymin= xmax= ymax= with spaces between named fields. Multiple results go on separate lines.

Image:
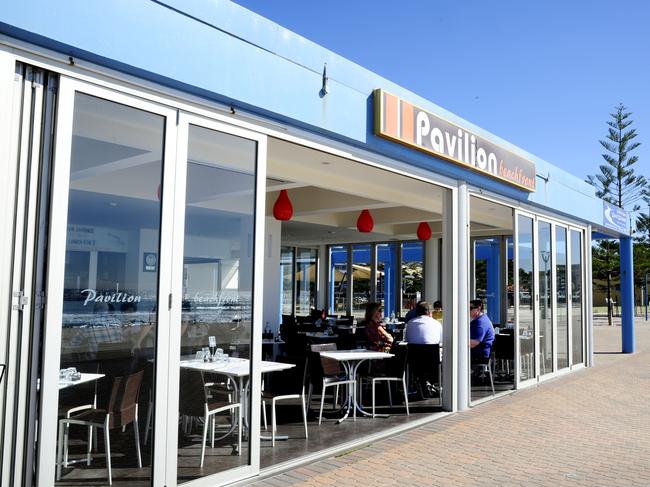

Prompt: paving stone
xmin=246 ymin=322 xmax=650 ymax=486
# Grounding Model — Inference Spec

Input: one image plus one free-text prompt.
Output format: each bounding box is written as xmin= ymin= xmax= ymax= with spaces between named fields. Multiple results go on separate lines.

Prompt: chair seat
xmin=67 ymin=408 xmax=107 ymax=425
xmin=206 ymin=399 xmax=238 ymax=412
xmin=323 ymin=373 xmax=348 ymax=384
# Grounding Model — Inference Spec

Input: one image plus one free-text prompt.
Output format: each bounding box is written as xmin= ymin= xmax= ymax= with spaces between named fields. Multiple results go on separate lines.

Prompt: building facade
xmin=0 ymin=2 xmax=634 ymax=487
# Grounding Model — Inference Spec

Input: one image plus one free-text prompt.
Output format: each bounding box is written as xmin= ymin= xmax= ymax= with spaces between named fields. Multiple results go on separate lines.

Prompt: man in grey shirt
xmin=404 ymin=301 xmax=443 ymax=344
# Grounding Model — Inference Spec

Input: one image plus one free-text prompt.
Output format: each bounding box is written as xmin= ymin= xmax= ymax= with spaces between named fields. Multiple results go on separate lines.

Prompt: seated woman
xmin=363 ymin=302 xmax=394 ymax=353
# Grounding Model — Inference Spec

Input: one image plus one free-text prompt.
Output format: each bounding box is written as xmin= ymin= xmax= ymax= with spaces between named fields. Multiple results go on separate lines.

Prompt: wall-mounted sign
xmin=67 ymin=225 xmax=128 ymax=252
xmin=373 ymin=89 xmax=536 ymax=192
xmin=143 ymin=252 xmax=158 ymax=272
xmin=603 ymin=201 xmax=628 ymax=233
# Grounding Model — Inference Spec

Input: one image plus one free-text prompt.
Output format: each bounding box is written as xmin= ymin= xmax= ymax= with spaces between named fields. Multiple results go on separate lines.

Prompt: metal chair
xmin=360 ymin=343 xmax=409 ymax=417
xmin=261 ymin=356 xmax=309 ymax=446
xmin=307 ymin=343 xmax=356 ymax=424
xmin=56 ymin=370 xmax=144 ymax=485
xmin=178 ymin=368 xmax=241 ymax=467
xmin=407 ymin=343 xmax=442 ymax=406
xmin=471 ymin=357 xmax=495 ymax=395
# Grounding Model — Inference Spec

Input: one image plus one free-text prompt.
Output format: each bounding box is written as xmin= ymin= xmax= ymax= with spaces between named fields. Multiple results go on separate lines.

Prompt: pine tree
xmin=587 ymin=103 xmax=645 ymax=211
xmin=587 ymin=104 xmax=645 ymax=325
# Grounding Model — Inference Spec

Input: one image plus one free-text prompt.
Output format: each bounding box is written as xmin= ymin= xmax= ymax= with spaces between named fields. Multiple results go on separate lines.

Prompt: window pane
xmin=329 ymin=246 xmax=348 ymax=315
xmin=571 ymin=230 xmax=584 ymax=365
xmin=517 ymin=215 xmax=535 ymax=381
xmin=177 ymin=124 xmax=257 ymax=480
xmin=376 ymin=243 xmax=398 ymax=317
xmin=556 ymin=227 xmax=569 ymax=369
xmin=295 ymin=248 xmax=318 ymax=315
xmin=280 ymin=247 xmax=294 ymax=315
xmin=352 ymin=244 xmax=372 ymax=318
xmin=401 ymin=242 xmax=424 ymax=316
xmin=57 ymin=93 xmax=164 ymax=485
xmin=538 ymin=221 xmax=552 ymax=375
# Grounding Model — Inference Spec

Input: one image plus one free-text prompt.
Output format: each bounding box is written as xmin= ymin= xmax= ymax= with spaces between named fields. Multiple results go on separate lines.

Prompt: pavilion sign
xmin=373 ymin=89 xmax=536 ymax=192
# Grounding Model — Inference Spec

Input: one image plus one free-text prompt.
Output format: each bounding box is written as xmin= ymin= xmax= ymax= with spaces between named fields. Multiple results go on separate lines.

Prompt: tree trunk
xmin=607 ymin=271 xmax=612 ymax=326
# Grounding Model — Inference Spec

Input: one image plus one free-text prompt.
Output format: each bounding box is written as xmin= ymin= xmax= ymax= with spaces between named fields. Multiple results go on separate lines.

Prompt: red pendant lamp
xmin=273 ymin=189 xmax=293 ymax=221
xmin=356 ymin=209 xmax=374 ymax=233
xmin=417 ymin=222 xmax=432 ymax=241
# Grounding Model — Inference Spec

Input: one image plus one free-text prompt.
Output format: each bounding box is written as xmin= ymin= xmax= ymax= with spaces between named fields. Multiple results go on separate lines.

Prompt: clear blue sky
xmin=234 ymin=0 xmax=650 ymax=210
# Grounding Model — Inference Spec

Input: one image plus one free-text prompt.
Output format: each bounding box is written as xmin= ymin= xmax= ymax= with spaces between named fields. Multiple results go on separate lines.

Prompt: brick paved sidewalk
xmin=247 ymin=321 xmax=650 ymax=487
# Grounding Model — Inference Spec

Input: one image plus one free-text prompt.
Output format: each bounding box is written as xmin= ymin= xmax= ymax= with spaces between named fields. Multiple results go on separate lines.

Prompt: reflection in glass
xmin=376 ymin=243 xmax=398 ymax=317
xmin=401 ymin=242 xmax=424 ymax=316
xmin=280 ymin=247 xmax=294 ymax=315
xmin=329 ymin=246 xmax=348 ymax=314
xmin=556 ymin=227 xmax=569 ymax=369
xmin=295 ymin=248 xmax=318 ymax=315
xmin=177 ymin=125 xmax=257 ymax=481
xmin=571 ymin=230 xmax=584 ymax=365
xmin=352 ymin=244 xmax=372 ymax=317
xmin=538 ymin=222 xmax=553 ymax=375
xmin=56 ymin=94 xmax=164 ymax=485
xmin=517 ymin=215 xmax=535 ymax=381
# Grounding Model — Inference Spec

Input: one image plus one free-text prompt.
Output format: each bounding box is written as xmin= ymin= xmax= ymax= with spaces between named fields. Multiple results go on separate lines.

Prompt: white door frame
xmin=36 ymin=75 xmax=179 ymax=486
xmin=164 ymin=112 xmax=267 ymax=487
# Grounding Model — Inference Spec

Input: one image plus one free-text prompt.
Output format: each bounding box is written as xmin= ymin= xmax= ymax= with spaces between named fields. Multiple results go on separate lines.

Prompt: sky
xmin=233 ymin=0 xmax=650 ymax=212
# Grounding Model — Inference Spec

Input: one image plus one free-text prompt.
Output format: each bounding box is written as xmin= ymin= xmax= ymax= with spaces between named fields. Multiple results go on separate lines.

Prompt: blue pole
xmin=619 ymin=237 xmax=635 ymax=353
xmin=645 ymin=272 xmax=648 ymax=322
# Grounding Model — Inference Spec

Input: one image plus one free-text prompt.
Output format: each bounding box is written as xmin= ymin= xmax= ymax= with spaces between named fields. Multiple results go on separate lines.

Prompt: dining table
xmin=318 ymin=349 xmax=393 ymax=423
xmin=58 ymin=372 xmax=105 ymax=390
xmin=180 ymin=357 xmax=295 ymax=441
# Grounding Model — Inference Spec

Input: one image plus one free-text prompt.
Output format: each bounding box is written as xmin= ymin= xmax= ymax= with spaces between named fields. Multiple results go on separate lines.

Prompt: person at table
xmin=403 ymin=299 xmax=421 ymax=322
xmin=469 ymin=299 xmax=495 ymax=364
xmin=404 ymin=301 xmax=442 ymax=345
xmin=432 ymin=300 xmax=443 ymax=323
xmin=364 ymin=302 xmax=393 ymax=352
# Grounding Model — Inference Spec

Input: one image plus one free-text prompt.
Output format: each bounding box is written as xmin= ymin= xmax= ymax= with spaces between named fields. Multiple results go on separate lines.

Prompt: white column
xmin=454 ymin=182 xmax=470 ymax=411
xmin=262 ymin=217 xmax=282 ymax=334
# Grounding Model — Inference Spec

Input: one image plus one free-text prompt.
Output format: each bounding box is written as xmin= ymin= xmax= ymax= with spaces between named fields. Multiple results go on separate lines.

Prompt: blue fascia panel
xmin=0 ymin=0 xmax=609 ymax=229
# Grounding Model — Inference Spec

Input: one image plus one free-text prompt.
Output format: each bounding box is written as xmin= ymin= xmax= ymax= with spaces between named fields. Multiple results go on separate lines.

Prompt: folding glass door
xmin=167 ymin=113 xmax=266 ymax=486
xmin=38 ymin=77 xmax=266 ymax=487
xmin=514 ymin=210 xmax=586 ymax=388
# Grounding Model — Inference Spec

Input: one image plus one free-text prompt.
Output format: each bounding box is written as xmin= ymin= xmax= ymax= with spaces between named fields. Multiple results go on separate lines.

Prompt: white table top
xmin=59 ymin=373 xmax=105 ymax=390
xmin=179 ymin=358 xmax=295 ymax=377
xmin=319 ymin=350 xmax=393 ymax=361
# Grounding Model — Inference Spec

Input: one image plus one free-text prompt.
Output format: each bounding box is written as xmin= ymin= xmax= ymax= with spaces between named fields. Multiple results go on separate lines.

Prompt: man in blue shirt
xmin=469 ymin=299 xmax=494 ymax=365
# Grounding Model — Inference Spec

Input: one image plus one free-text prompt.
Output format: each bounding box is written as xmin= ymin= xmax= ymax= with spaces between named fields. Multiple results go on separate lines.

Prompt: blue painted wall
xmin=0 ymin=0 xmax=606 ymax=227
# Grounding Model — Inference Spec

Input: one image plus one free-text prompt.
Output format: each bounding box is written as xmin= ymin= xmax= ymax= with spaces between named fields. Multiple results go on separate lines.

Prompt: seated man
xmin=469 ymin=299 xmax=494 ymax=365
xmin=405 ymin=301 xmax=442 ymax=345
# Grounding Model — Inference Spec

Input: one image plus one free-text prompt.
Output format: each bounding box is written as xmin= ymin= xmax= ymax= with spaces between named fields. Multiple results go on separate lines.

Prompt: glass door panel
xmin=517 ymin=215 xmax=535 ymax=382
xmin=295 ymin=248 xmax=318 ymax=315
xmin=175 ymin=124 xmax=258 ymax=483
xmin=329 ymin=246 xmax=348 ymax=315
xmin=280 ymin=247 xmax=294 ymax=315
xmin=537 ymin=221 xmax=553 ymax=376
xmin=571 ymin=230 xmax=584 ymax=365
xmin=401 ymin=241 xmax=424 ymax=316
xmin=351 ymin=244 xmax=372 ymax=318
xmin=376 ymin=243 xmax=398 ymax=317
xmin=55 ymin=92 xmax=166 ymax=485
xmin=556 ymin=227 xmax=569 ymax=370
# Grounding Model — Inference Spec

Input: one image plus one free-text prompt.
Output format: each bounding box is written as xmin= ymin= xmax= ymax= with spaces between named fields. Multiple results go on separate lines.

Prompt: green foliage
xmin=586 ymin=103 xmax=645 ymax=212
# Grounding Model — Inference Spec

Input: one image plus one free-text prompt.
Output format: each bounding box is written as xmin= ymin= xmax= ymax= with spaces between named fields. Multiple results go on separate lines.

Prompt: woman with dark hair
xmin=364 ymin=302 xmax=393 ymax=352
